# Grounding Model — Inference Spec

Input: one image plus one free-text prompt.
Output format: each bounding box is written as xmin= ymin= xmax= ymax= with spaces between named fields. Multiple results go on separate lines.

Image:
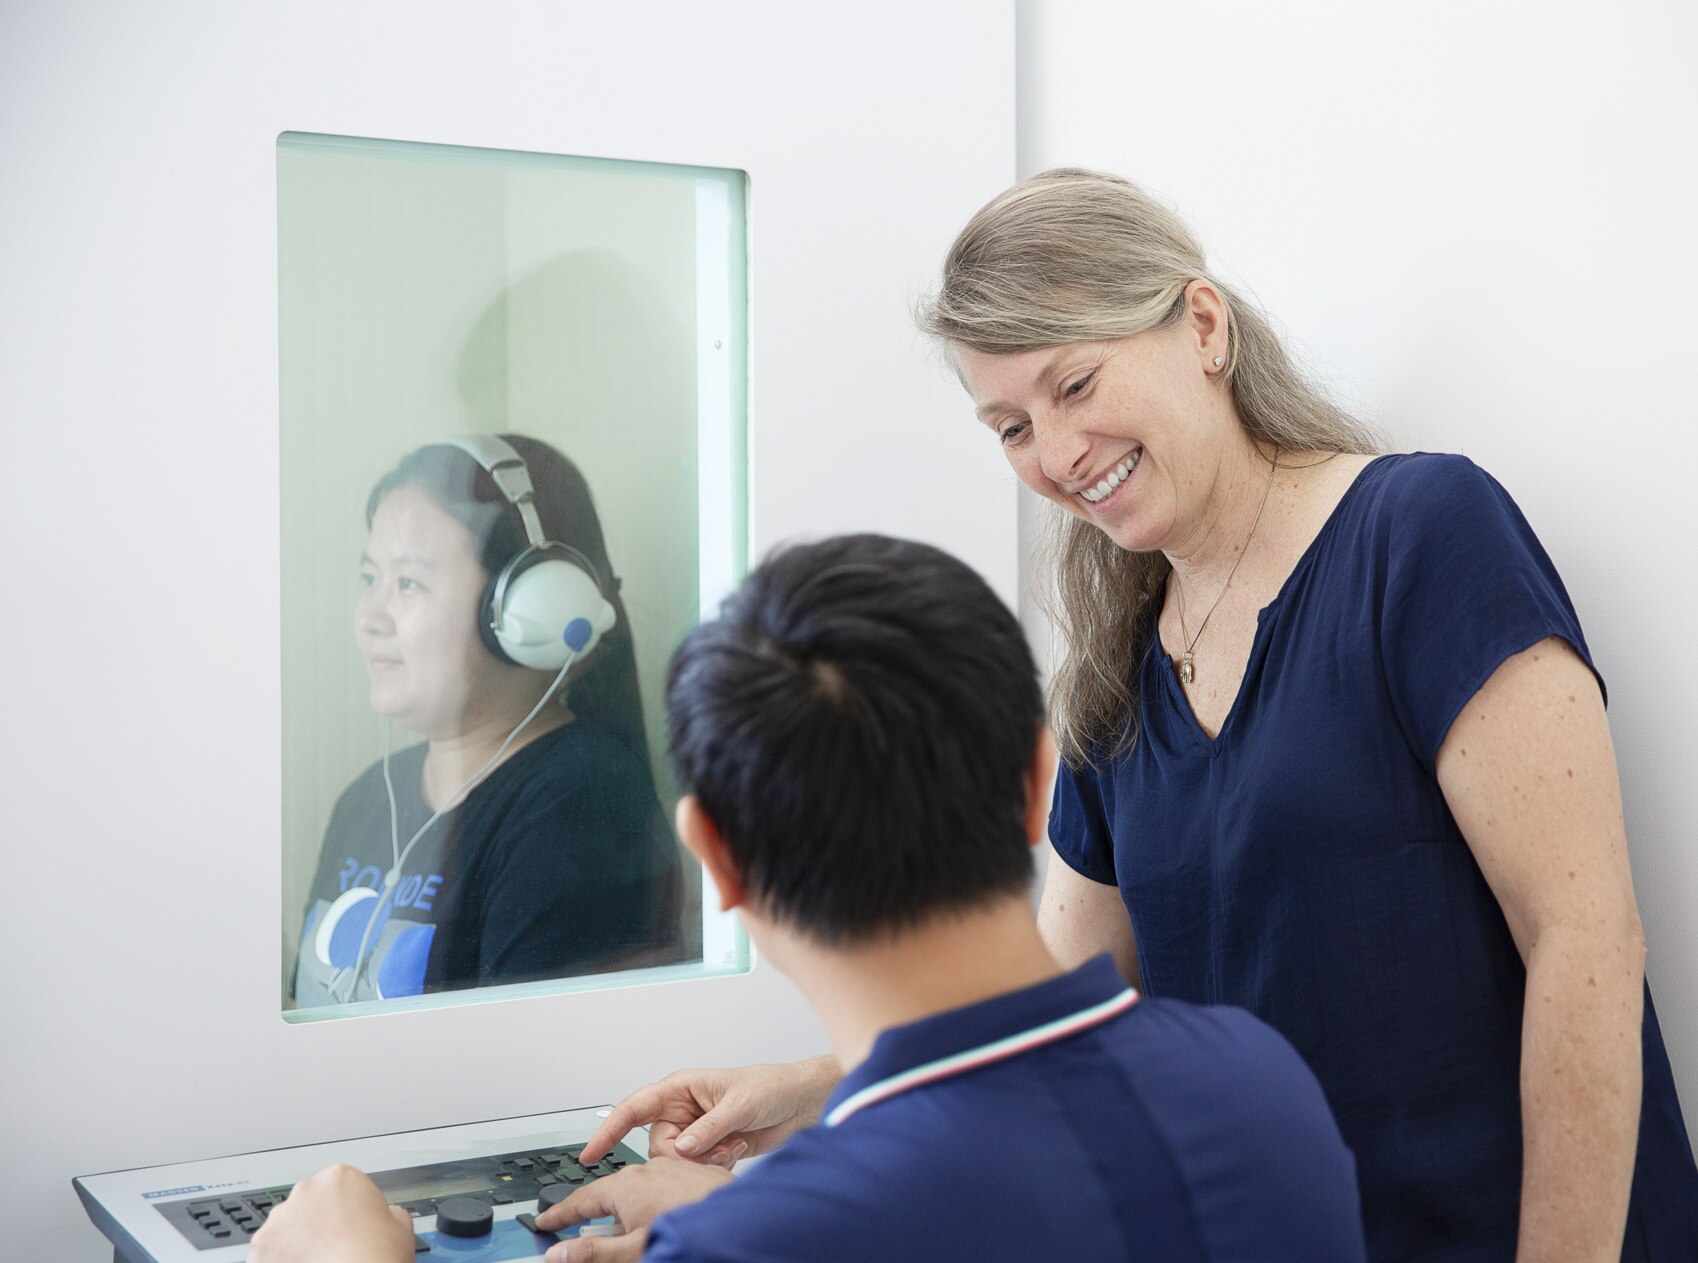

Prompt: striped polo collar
xmin=823 ymin=955 xmax=1139 ymax=1128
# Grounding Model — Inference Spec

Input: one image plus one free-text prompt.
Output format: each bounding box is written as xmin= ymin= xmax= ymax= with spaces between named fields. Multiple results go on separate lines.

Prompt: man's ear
xmin=1024 ymin=727 xmax=1060 ymax=851
xmin=676 ymin=794 xmax=746 ymax=912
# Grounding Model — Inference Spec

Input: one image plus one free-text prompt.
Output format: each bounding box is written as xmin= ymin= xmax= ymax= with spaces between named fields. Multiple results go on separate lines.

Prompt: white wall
xmin=0 ymin=4 xmax=1014 ymax=1259
xmin=1018 ymin=0 xmax=1698 ymax=1109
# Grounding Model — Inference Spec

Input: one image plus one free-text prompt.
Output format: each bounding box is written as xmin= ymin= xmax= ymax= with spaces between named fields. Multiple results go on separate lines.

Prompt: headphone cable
xmin=336 ymin=651 xmax=579 ymax=1003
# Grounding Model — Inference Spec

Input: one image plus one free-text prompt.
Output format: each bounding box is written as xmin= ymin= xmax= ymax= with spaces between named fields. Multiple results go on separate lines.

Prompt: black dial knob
xmin=435 ymin=1197 xmax=493 ymax=1237
xmin=538 ymin=1183 xmax=571 ymax=1214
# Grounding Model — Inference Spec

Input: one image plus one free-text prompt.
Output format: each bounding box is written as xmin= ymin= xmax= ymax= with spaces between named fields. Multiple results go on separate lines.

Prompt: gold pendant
xmin=1180 ymin=654 xmax=1194 ymax=685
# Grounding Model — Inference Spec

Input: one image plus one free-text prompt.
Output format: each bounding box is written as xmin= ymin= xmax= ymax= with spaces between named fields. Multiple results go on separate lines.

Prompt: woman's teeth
xmin=1080 ymin=451 xmax=1141 ymax=503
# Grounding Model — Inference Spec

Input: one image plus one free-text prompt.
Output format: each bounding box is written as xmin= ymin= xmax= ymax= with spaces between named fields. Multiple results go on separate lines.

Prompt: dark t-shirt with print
xmin=294 ymin=721 xmax=684 ymax=1005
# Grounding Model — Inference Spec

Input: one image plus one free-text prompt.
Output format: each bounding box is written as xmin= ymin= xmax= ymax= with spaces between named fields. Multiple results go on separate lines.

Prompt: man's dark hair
xmin=665 ymin=534 xmax=1044 ymax=944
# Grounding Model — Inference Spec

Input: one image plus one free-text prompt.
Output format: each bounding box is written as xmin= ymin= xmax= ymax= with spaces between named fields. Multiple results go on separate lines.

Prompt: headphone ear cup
xmin=477 ymin=571 xmax=511 ymax=664
xmin=489 ymin=552 xmax=617 ymax=670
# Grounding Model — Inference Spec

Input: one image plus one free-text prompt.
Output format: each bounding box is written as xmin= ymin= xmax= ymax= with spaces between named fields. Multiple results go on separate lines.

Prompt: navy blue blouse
xmin=1051 ymin=453 xmax=1698 ymax=1261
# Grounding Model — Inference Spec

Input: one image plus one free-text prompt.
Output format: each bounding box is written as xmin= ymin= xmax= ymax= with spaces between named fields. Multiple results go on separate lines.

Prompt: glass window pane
xmin=278 ymin=132 xmax=749 ymax=1019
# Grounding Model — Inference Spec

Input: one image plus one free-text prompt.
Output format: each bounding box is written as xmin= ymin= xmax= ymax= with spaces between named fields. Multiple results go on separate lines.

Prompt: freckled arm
xmin=1038 ymin=849 xmax=1142 ymax=989
xmin=1436 ymin=638 xmax=1645 ymax=1263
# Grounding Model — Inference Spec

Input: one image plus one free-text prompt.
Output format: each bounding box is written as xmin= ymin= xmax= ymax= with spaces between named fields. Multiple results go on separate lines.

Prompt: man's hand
xmin=248 ymin=1164 xmax=414 ymax=1263
xmin=533 ymin=1158 xmax=733 ymax=1262
xmin=579 ymin=1056 xmax=840 ymax=1168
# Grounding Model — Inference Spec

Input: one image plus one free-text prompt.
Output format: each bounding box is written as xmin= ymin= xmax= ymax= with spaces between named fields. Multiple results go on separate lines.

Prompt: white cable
xmin=381 ymin=719 xmax=401 ymax=869
xmin=337 ymin=651 xmax=579 ymax=1002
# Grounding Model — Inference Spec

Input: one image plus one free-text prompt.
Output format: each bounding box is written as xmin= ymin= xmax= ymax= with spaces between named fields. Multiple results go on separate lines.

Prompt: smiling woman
xmin=934 ymin=173 xmax=1378 ymax=758
xmin=920 ymin=168 xmax=1698 ymax=1260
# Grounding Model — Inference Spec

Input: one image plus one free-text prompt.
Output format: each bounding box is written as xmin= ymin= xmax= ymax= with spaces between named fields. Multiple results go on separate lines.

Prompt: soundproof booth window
xmin=278 ymin=131 xmax=750 ymax=1019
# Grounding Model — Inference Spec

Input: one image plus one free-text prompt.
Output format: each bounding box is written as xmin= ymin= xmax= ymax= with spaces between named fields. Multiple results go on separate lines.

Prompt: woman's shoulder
xmin=1320 ymin=452 xmax=1530 ymax=558
xmin=333 ymin=743 xmax=426 ymax=811
xmin=484 ymin=720 xmax=656 ymax=809
xmin=1352 ymin=451 xmax=1513 ymax=517
xmin=528 ymin=719 xmax=647 ymax=775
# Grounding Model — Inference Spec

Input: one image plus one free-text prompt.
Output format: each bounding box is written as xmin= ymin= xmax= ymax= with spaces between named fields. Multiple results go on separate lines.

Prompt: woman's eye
xmin=397 ymin=576 xmax=422 ymax=593
xmin=358 ymin=572 xmax=377 ymax=589
xmin=1064 ymin=371 xmax=1095 ymax=398
xmin=998 ymin=420 xmax=1030 ymax=447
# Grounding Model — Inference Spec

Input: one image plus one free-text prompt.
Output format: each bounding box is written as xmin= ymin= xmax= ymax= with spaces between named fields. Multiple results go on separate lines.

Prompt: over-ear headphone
xmin=431 ymin=434 xmax=618 ymax=670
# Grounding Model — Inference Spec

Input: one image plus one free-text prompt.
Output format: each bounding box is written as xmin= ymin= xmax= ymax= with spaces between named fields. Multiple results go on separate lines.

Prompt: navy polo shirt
xmin=642 ymin=956 xmax=1365 ymax=1262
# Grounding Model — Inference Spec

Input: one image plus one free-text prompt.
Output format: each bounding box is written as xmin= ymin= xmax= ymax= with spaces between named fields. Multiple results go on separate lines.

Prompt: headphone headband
xmin=433 ymin=434 xmax=547 ymax=550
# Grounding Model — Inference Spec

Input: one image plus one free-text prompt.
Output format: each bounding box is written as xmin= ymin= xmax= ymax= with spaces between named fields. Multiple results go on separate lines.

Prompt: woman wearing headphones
xmin=292 ymin=434 xmax=684 ymax=1007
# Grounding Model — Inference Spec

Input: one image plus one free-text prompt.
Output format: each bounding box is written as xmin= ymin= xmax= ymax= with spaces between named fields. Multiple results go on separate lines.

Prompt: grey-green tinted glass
xmin=279 ymin=132 xmax=749 ymax=1019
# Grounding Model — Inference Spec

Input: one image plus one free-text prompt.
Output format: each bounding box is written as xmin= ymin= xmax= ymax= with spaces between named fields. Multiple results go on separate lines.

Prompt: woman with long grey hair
xmin=500 ymin=172 xmax=1698 ymax=1262
xmin=919 ymin=169 xmax=1695 ymax=1260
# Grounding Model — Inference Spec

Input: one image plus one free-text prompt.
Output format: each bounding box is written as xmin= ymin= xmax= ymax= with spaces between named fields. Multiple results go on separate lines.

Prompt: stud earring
xmin=1212 ymin=356 xmax=1224 ymax=368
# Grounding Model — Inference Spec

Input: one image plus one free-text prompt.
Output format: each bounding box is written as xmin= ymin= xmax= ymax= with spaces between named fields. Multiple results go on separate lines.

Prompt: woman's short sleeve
xmin=1377 ymin=454 xmax=1604 ymax=771
xmin=1049 ymin=756 xmax=1120 ymax=884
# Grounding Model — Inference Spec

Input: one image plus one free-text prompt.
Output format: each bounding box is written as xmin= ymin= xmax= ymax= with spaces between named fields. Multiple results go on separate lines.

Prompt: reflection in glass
xmin=279 ymin=133 xmax=749 ymax=1015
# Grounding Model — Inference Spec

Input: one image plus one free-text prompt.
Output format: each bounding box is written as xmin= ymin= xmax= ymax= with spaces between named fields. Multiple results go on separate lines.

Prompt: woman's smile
xmin=1076 ymin=447 xmax=1143 ymax=506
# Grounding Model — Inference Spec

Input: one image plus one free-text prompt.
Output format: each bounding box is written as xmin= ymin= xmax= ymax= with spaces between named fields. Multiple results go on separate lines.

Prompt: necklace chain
xmin=1175 ymin=451 xmax=1279 ymax=686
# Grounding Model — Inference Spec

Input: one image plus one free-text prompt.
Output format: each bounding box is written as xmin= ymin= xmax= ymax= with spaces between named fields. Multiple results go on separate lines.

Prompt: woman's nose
xmin=1035 ymin=413 xmax=1090 ymax=484
xmin=356 ymin=587 xmax=394 ymax=634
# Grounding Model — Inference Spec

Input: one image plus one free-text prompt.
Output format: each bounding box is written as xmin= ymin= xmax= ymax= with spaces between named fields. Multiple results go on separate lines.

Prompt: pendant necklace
xmin=1176 ymin=450 xmax=1279 ymax=686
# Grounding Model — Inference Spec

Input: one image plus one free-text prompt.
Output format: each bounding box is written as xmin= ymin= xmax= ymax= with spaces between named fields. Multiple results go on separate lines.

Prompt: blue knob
xmin=563 ymin=618 xmax=593 ymax=652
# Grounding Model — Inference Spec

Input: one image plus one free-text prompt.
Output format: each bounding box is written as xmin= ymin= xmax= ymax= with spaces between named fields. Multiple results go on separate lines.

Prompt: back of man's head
xmin=665 ymin=534 xmax=1044 ymax=945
